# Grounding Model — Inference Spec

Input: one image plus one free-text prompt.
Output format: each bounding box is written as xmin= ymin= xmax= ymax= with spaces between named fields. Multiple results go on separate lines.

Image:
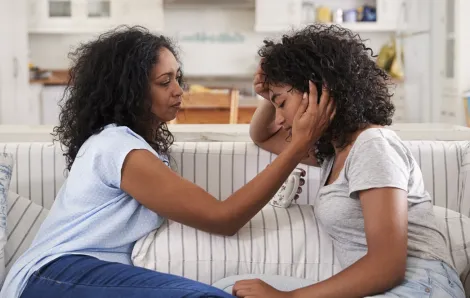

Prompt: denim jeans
xmin=21 ymin=255 xmax=234 ymax=298
xmin=367 ymin=257 xmax=465 ymax=298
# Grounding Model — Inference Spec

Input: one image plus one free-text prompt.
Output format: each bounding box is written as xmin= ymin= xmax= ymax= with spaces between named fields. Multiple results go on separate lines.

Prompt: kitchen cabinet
xmin=254 ymin=0 xmax=302 ymax=32
xmin=41 ymin=86 xmax=67 ymax=125
xmin=254 ymin=0 xmax=405 ymax=33
xmin=429 ymin=0 xmax=468 ymax=125
xmin=0 ymin=0 xmax=29 ymax=124
xmin=28 ymin=0 xmax=164 ymax=34
xmin=401 ymin=0 xmax=431 ymax=123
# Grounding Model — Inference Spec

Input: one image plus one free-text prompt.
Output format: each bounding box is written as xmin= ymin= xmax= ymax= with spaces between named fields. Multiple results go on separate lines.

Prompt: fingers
xmin=328 ymin=101 xmax=336 ymax=122
xmin=255 ymin=59 xmax=266 ymax=77
xmin=306 ymin=81 xmax=319 ymax=115
xmin=296 ymin=187 xmax=302 ymax=194
xmin=232 ymin=279 xmax=261 ymax=296
xmin=318 ymin=83 xmax=331 ymax=111
xmin=330 ymin=107 xmax=337 ymax=122
xmin=294 ymin=92 xmax=309 ymax=119
xmin=300 ymin=178 xmax=305 ymax=186
xmin=297 ymin=168 xmax=306 ymax=177
xmin=253 ymin=74 xmax=266 ymax=90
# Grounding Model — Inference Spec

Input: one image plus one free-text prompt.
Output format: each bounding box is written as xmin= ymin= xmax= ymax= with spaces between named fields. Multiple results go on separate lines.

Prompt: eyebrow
xmin=155 ymin=67 xmax=181 ymax=79
xmin=270 ymin=93 xmax=281 ymax=102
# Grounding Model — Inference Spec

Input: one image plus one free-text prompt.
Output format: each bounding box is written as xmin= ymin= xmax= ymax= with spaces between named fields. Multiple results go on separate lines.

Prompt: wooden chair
xmin=170 ymin=89 xmax=240 ymax=124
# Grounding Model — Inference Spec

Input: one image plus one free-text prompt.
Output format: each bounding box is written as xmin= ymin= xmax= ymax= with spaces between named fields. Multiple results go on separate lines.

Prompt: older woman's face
xmin=149 ymin=47 xmax=184 ymax=122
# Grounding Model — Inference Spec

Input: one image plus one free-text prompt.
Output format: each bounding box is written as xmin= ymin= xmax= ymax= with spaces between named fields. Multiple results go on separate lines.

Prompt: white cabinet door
xmin=29 ymin=0 xmax=76 ymax=33
xmin=118 ymin=0 xmax=164 ymax=31
xmin=0 ymin=0 xmax=29 ymax=124
xmin=29 ymin=0 xmax=164 ymax=33
xmin=402 ymin=0 xmax=430 ymax=32
xmin=41 ymin=86 xmax=67 ymax=125
xmin=255 ymin=0 xmax=301 ymax=32
xmin=429 ymin=0 xmax=459 ymax=124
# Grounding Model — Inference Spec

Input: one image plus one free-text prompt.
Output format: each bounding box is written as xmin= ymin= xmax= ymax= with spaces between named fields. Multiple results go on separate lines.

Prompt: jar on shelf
xmin=316 ymin=6 xmax=331 ymax=23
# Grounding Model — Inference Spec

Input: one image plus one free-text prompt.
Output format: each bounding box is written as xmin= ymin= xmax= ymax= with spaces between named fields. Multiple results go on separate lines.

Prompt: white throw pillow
xmin=0 ymin=153 xmax=14 ymax=286
xmin=132 ymin=204 xmax=341 ymax=285
xmin=5 ymin=191 xmax=49 ymax=273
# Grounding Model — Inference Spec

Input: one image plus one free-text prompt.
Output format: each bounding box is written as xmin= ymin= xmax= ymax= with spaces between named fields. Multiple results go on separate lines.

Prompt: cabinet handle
xmin=441 ymin=111 xmax=447 ymax=115
xmin=449 ymin=112 xmax=455 ymax=116
xmin=13 ymin=57 xmax=19 ymax=78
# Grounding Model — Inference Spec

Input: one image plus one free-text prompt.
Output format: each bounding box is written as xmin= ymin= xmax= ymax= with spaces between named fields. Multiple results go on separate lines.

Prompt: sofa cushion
xmin=433 ymin=206 xmax=470 ymax=294
xmin=132 ymin=204 xmax=470 ymax=290
xmin=5 ymin=191 xmax=49 ymax=273
xmin=132 ymin=204 xmax=341 ymax=285
xmin=0 ymin=153 xmax=14 ymax=286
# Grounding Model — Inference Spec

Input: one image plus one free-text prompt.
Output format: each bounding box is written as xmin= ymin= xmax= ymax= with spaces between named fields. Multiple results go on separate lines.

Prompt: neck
xmin=331 ymin=124 xmax=383 ymax=155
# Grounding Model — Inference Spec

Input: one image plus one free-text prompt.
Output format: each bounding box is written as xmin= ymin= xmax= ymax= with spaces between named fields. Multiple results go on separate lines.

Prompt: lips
xmin=172 ymin=102 xmax=182 ymax=107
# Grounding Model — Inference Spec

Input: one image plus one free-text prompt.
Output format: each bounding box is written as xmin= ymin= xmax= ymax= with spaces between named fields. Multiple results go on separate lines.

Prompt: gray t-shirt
xmin=315 ymin=128 xmax=453 ymax=269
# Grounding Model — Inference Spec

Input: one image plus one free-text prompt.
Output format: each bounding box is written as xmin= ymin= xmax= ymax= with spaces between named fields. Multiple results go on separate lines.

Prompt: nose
xmin=275 ymin=109 xmax=285 ymax=126
xmin=173 ymin=81 xmax=184 ymax=97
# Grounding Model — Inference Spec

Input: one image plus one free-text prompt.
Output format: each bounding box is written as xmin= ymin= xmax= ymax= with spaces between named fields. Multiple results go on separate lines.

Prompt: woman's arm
xmin=232 ymin=187 xmax=409 ymax=298
xmin=290 ymin=187 xmax=408 ymax=298
xmin=121 ymin=82 xmax=335 ymax=236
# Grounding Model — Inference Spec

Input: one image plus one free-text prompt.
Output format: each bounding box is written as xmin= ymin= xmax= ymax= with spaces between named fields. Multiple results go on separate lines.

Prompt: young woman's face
xmin=149 ymin=47 xmax=184 ymax=122
xmin=268 ymin=84 xmax=304 ymax=132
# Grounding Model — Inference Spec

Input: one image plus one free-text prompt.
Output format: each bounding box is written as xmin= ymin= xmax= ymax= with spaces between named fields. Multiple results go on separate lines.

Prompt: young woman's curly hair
xmin=53 ymin=26 xmax=181 ymax=170
xmin=258 ymin=24 xmax=395 ymax=163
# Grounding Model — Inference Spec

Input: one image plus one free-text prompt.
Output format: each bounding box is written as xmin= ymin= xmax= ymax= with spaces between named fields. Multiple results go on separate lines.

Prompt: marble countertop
xmin=0 ymin=123 xmax=469 ymax=143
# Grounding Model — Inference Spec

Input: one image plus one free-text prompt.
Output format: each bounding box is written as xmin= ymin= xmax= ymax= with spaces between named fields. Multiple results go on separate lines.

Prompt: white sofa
xmin=1 ymin=139 xmax=470 ymax=294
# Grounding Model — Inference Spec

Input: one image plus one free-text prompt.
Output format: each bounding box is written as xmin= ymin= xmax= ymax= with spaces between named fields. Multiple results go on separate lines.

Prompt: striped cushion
xmin=0 ymin=153 xmax=14 ymax=286
xmin=433 ymin=206 xmax=470 ymax=294
xmin=132 ymin=204 xmax=342 ymax=285
xmin=0 ymin=141 xmax=468 ymax=214
xmin=132 ymin=204 xmax=470 ymax=289
xmin=1 ymin=143 xmax=67 ymax=210
xmin=5 ymin=191 xmax=48 ymax=272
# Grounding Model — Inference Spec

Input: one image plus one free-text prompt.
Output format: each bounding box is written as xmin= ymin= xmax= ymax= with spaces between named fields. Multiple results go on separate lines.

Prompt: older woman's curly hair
xmin=259 ymin=24 xmax=395 ymax=163
xmin=53 ymin=26 xmax=181 ymax=170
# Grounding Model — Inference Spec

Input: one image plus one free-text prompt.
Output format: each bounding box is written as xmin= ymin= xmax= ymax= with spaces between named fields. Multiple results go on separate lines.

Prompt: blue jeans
xmin=21 ymin=255 xmax=234 ymax=298
xmin=368 ymin=257 xmax=465 ymax=298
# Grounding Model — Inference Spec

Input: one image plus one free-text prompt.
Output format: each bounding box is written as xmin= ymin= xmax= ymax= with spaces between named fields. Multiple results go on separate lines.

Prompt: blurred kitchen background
xmin=1 ymin=0 xmax=470 ymax=126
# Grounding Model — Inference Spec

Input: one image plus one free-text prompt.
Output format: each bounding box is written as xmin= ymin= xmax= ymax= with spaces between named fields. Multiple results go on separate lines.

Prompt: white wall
xmin=29 ymin=8 xmax=389 ymax=77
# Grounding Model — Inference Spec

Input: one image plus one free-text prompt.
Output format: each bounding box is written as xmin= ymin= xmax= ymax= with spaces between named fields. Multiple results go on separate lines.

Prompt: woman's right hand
xmin=253 ymin=60 xmax=269 ymax=100
xmin=290 ymin=81 xmax=336 ymax=153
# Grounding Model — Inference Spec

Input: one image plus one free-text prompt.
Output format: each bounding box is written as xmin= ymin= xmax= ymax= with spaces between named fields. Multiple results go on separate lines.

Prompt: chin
xmin=163 ymin=114 xmax=178 ymax=123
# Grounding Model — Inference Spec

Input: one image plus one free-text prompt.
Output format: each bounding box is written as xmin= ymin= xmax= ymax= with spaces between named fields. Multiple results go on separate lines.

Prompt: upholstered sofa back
xmin=1 ymin=141 xmax=469 ymax=215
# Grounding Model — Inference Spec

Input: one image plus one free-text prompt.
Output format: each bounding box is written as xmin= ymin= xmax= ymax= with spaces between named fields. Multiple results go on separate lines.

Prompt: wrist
xmin=285 ymin=141 xmax=309 ymax=161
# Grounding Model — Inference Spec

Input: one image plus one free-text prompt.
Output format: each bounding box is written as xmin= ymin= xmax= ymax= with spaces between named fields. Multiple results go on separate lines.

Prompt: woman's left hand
xmin=232 ymin=279 xmax=294 ymax=298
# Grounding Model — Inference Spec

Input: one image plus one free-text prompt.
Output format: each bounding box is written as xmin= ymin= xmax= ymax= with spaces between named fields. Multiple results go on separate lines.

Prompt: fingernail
xmin=303 ymin=92 xmax=307 ymax=99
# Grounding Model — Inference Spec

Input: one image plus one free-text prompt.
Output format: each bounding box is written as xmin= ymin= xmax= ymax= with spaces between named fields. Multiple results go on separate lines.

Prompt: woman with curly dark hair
xmin=0 ymin=26 xmax=335 ymax=298
xmin=231 ymin=24 xmax=464 ymax=297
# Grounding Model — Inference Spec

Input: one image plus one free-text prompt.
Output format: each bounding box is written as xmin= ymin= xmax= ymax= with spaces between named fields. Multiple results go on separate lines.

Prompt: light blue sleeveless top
xmin=0 ymin=125 xmax=166 ymax=298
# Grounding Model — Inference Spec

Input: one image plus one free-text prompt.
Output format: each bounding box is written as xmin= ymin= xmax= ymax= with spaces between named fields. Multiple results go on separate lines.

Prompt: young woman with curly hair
xmin=0 ymin=26 xmax=335 ymax=298
xmin=230 ymin=24 xmax=464 ymax=298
